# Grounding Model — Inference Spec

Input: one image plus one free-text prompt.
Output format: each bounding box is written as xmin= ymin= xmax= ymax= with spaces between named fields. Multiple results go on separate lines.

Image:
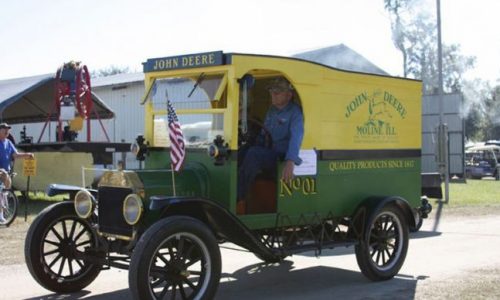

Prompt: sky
xmin=1 ymin=0 xmax=499 ymax=84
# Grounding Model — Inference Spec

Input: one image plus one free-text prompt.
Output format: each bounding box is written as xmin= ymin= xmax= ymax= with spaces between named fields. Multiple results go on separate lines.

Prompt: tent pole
xmin=38 ymin=101 xmax=57 ymax=143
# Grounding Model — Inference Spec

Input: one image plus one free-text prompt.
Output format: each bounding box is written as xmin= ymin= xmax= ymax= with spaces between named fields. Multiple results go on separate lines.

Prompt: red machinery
xmin=38 ymin=61 xmax=109 ymax=142
xmin=55 ymin=61 xmax=93 ymax=121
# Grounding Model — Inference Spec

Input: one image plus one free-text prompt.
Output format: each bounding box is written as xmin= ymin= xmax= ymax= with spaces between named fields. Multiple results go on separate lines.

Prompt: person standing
xmin=0 ymin=123 xmax=34 ymax=223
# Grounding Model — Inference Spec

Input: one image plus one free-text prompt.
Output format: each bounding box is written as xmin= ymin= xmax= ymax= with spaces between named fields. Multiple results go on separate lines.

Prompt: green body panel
xmin=240 ymin=158 xmax=420 ymax=229
xmin=138 ymin=148 xmax=420 ymax=230
xmin=140 ymin=150 xmax=236 ymax=209
xmin=278 ymin=158 xmax=420 ymax=216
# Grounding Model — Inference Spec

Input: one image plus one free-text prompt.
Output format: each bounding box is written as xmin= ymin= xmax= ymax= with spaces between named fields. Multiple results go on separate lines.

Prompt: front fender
xmin=46 ymin=184 xmax=97 ymax=199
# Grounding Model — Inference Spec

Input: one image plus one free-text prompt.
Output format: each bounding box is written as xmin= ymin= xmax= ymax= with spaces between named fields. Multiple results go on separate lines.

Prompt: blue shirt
xmin=0 ymin=139 xmax=17 ymax=171
xmin=262 ymin=101 xmax=304 ymax=165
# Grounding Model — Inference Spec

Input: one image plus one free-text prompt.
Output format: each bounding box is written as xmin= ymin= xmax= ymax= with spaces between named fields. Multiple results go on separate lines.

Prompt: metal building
xmin=90 ymin=73 xmax=144 ymax=169
xmin=422 ymin=93 xmax=465 ymax=178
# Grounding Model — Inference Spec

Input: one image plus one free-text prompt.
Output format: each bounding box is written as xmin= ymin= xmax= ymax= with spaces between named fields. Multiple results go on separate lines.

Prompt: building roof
xmin=293 ymin=44 xmax=389 ymax=76
xmin=91 ymin=72 xmax=144 ymax=88
xmin=0 ymin=74 xmax=115 ymax=124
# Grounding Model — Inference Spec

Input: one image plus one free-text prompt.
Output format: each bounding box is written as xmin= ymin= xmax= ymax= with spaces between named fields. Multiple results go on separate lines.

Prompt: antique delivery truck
xmin=25 ymin=51 xmax=431 ymax=299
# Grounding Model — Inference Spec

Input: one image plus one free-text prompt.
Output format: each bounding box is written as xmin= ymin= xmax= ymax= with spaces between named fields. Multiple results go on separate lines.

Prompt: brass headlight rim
xmin=74 ymin=189 xmax=94 ymax=219
xmin=123 ymin=193 xmax=143 ymax=225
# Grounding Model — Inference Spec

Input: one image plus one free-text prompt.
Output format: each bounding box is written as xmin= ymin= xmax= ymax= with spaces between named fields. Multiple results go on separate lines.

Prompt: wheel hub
xmin=59 ymin=238 xmax=78 ymax=259
xmin=165 ymin=260 xmax=190 ymax=282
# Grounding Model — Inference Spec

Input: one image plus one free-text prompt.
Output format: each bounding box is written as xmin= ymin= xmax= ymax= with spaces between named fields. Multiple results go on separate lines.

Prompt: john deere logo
xmin=345 ymin=90 xmax=407 ymax=141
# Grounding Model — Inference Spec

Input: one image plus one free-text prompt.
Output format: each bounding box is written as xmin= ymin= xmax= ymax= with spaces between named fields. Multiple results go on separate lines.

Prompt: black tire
xmin=129 ymin=216 xmax=221 ymax=300
xmin=24 ymin=201 xmax=102 ymax=293
xmin=355 ymin=205 xmax=409 ymax=281
xmin=0 ymin=190 xmax=18 ymax=227
xmin=410 ymin=212 xmax=423 ymax=233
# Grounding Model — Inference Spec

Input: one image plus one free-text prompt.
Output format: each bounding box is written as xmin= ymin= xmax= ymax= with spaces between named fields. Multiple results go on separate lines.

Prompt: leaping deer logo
xmin=367 ymin=90 xmax=392 ymax=126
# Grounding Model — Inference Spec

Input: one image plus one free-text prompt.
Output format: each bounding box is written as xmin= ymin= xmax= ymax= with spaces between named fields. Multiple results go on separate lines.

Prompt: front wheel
xmin=129 ymin=216 xmax=221 ymax=300
xmin=24 ymin=202 xmax=102 ymax=293
xmin=0 ymin=190 xmax=18 ymax=227
xmin=355 ymin=205 xmax=409 ymax=281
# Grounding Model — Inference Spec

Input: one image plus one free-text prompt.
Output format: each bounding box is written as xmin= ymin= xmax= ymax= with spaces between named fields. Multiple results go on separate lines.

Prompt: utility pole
xmin=437 ymin=0 xmax=449 ymax=203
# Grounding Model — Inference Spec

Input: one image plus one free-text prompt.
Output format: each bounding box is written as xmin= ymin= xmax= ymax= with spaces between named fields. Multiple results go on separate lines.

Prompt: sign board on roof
xmin=143 ymin=51 xmax=224 ymax=73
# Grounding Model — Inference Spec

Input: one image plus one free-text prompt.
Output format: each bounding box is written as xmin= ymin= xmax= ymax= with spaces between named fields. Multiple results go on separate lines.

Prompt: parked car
xmin=465 ymin=145 xmax=500 ymax=180
xmin=25 ymin=51 xmax=432 ymax=299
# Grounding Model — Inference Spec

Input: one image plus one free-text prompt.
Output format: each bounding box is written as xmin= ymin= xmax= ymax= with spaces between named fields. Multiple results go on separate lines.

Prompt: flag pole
xmin=166 ymin=88 xmax=184 ymax=197
xmin=170 ymin=163 xmax=177 ymax=196
xmin=166 ymin=88 xmax=177 ymax=197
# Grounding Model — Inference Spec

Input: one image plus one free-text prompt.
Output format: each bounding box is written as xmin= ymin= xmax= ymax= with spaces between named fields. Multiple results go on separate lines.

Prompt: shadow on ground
xmin=26 ymin=259 xmax=425 ymax=300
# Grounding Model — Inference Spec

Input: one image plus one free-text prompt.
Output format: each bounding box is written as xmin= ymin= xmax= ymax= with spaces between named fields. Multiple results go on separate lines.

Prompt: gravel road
xmin=1 ymin=206 xmax=499 ymax=299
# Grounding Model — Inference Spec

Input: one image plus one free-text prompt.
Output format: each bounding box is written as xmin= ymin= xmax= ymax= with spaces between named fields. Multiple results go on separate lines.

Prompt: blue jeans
xmin=237 ymin=146 xmax=280 ymax=200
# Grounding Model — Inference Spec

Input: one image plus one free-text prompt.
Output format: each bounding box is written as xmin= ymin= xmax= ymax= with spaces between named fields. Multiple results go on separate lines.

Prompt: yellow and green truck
xmin=26 ymin=51 xmax=432 ymax=299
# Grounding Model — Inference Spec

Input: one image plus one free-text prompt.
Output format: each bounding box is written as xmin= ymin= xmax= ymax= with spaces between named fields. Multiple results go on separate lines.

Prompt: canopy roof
xmin=0 ymin=74 xmax=114 ymax=124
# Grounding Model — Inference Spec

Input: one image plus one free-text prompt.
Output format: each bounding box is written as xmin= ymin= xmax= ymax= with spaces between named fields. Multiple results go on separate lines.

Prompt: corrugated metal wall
xmin=91 ymin=81 xmax=145 ymax=169
xmin=422 ymin=93 xmax=464 ymax=176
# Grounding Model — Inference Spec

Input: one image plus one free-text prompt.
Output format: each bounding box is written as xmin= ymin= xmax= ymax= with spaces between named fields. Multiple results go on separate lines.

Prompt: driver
xmin=237 ymin=77 xmax=304 ymax=214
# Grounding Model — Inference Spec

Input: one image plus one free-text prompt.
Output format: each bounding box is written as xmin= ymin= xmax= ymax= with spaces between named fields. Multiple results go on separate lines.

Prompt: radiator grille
xmin=98 ymin=186 xmax=134 ymax=237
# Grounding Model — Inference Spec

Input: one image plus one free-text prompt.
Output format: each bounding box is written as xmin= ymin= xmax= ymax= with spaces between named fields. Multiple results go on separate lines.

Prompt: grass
xmin=448 ymin=179 xmax=500 ymax=207
xmin=12 ymin=191 xmax=66 ymax=219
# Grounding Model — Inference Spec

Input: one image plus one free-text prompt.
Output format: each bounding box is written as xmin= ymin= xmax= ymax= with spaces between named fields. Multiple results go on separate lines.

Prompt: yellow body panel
xmin=143 ymin=53 xmax=421 ymax=151
xmin=230 ymin=55 xmax=422 ymax=150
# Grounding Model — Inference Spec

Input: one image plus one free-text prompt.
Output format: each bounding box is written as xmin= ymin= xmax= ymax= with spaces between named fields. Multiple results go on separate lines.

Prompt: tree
xmin=91 ymin=65 xmax=130 ymax=78
xmin=464 ymin=102 xmax=483 ymax=141
xmin=482 ymin=85 xmax=500 ymax=140
xmin=384 ymin=0 xmax=476 ymax=95
xmin=384 ymin=0 xmax=413 ymax=77
xmin=462 ymin=80 xmax=500 ymax=141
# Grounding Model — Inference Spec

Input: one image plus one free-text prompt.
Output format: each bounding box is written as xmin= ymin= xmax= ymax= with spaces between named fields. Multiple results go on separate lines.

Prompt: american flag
xmin=167 ymin=100 xmax=185 ymax=171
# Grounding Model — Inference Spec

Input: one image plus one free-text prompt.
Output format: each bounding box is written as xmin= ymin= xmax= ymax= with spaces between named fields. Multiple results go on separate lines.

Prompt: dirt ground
xmin=1 ymin=203 xmax=500 ymax=299
xmin=0 ymin=215 xmax=35 ymax=266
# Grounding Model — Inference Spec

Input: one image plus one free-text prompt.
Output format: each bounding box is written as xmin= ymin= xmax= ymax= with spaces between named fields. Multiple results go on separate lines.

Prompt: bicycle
xmin=0 ymin=174 xmax=19 ymax=227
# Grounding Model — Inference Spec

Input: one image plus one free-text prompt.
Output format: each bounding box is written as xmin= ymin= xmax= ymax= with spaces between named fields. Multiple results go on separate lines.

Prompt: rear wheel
xmin=129 ymin=216 xmax=221 ymax=300
xmin=355 ymin=205 xmax=409 ymax=281
xmin=410 ymin=211 xmax=423 ymax=233
xmin=0 ymin=190 xmax=18 ymax=227
xmin=25 ymin=202 xmax=102 ymax=293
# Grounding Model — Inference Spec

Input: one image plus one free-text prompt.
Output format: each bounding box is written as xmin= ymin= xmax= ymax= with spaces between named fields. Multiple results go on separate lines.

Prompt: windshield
xmin=147 ymin=73 xmax=227 ymax=148
xmin=149 ymin=74 xmax=225 ymax=110
xmin=154 ymin=114 xmax=224 ymax=148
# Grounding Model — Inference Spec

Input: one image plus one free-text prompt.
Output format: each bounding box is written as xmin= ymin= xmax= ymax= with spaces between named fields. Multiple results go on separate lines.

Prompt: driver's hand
xmin=281 ymin=160 xmax=295 ymax=182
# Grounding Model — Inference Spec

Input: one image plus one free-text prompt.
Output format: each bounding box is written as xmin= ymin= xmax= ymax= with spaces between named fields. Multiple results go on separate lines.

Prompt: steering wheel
xmin=239 ymin=118 xmax=273 ymax=149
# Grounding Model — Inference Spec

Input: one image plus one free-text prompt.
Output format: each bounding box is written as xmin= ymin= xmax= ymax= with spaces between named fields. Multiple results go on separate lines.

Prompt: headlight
xmin=74 ymin=190 xmax=94 ymax=219
xmin=123 ymin=194 xmax=143 ymax=225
